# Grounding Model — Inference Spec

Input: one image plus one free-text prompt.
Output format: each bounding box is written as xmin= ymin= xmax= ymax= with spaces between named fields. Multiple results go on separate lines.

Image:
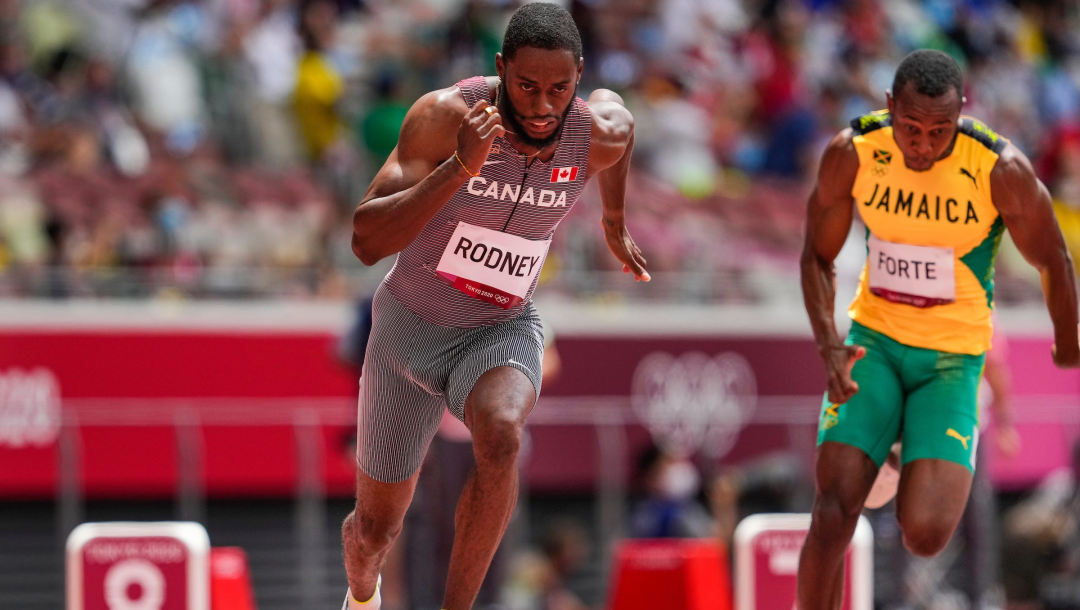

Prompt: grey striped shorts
xmin=357 ymin=284 xmax=544 ymax=483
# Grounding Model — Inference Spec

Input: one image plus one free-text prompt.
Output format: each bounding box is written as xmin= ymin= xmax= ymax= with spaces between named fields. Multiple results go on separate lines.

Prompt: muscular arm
xmin=801 ymin=130 xmax=864 ymax=403
xmin=587 ymin=89 xmax=648 ymax=279
xmin=587 ymin=90 xmax=634 ymax=218
xmin=351 ymin=88 xmax=501 ymax=265
xmin=992 ymin=144 xmax=1080 ymax=367
xmin=801 ymin=130 xmax=860 ymax=354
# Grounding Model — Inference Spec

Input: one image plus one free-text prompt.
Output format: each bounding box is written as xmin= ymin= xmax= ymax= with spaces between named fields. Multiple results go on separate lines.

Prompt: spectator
xmin=0 ymin=0 xmax=1075 ymax=304
xmin=1004 ymin=440 xmax=1080 ymax=608
xmin=125 ymin=1 xmax=210 ymax=153
xmin=629 ymin=445 xmax=713 ymax=539
xmin=294 ymin=0 xmax=345 ymax=162
xmin=538 ymin=521 xmax=591 ymax=610
xmin=358 ymin=71 xmax=408 ymax=171
xmin=504 ymin=520 xmax=592 ymax=610
xmin=242 ymin=0 xmax=302 ymax=169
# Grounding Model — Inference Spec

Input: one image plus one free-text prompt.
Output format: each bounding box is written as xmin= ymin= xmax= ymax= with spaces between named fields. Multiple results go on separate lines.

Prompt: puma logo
xmin=946 ymin=428 xmax=972 ymax=450
xmin=960 ymin=168 xmax=978 ymax=189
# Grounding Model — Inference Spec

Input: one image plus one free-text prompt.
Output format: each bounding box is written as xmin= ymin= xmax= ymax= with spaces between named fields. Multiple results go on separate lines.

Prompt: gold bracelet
xmin=454 ymin=151 xmax=480 ymax=178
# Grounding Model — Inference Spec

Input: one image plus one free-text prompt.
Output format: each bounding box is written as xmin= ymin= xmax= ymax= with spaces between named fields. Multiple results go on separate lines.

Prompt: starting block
xmin=608 ymin=538 xmax=732 ymax=610
xmin=209 ymin=547 xmax=256 ymax=610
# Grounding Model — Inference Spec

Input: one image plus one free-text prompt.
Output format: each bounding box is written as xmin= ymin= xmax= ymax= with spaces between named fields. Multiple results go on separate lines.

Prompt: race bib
xmin=436 ymin=222 xmax=551 ymax=309
xmin=867 ymin=235 xmax=955 ymax=307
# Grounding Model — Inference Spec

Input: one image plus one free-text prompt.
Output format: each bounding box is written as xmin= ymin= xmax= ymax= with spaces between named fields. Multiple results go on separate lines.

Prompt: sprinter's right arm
xmin=351 ymin=91 xmax=504 ymax=265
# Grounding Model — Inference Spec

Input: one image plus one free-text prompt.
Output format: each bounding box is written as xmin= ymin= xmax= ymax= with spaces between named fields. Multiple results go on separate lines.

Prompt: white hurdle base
xmin=66 ymin=521 xmax=209 ymax=610
xmin=734 ymin=513 xmax=873 ymax=610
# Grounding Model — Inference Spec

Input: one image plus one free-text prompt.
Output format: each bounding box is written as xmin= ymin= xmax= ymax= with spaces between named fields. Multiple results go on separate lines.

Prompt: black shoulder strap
xmin=850 ymin=110 xmax=891 ymax=135
xmin=958 ymin=117 xmax=1009 ymax=154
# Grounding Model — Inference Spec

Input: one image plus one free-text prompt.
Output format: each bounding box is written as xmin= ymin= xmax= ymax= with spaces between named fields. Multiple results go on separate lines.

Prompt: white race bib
xmin=436 ymin=222 xmax=551 ymax=309
xmin=867 ymin=235 xmax=955 ymax=307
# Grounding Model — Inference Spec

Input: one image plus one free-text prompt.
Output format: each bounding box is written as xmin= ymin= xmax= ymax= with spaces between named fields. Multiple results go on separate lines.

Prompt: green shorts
xmin=817 ymin=320 xmax=985 ymax=472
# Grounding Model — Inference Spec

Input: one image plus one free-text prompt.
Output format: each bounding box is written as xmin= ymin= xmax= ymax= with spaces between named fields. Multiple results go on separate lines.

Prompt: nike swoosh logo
xmin=483 ymin=160 xmax=505 ymax=166
xmin=508 ymin=359 xmax=524 ymax=367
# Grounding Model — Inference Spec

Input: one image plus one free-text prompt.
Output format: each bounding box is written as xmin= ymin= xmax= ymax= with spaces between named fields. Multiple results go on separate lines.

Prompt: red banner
xmin=1 ymin=311 xmax=1077 ymax=499
xmin=0 ymin=329 xmax=358 ymax=498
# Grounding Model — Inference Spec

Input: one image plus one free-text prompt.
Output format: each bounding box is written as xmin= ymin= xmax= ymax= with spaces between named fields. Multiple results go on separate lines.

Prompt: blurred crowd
xmin=2 ymin=0 xmax=1080 ymax=299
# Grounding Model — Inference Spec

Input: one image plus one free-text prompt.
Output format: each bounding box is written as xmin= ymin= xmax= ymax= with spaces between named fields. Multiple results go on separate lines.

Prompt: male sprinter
xmin=799 ymin=49 xmax=1080 ymax=609
xmin=341 ymin=4 xmax=647 ymax=609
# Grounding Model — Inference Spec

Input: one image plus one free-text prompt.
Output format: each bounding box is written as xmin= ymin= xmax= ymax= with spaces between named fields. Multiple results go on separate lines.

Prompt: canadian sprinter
xmin=341 ymin=4 xmax=647 ymax=609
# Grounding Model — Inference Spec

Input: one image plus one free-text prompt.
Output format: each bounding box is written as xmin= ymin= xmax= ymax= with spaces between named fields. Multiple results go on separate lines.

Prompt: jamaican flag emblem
xmin=823 ymin=403 xmax=841 ymax=430
xmin=871 ymin=149 xmax=892 ymax=176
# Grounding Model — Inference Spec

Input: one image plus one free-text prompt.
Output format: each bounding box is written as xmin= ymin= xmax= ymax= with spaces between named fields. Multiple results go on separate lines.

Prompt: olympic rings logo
xmin=493 ymin=294 xmax=510 ymax=305
xmin=0 ymin=367 xmax=61 ymax=448
xmin=631 ymin=352 xmax=757 ymax=458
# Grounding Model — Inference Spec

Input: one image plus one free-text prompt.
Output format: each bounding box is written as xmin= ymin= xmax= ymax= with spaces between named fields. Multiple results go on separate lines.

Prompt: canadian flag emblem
xmin=550 ymin=166 xmax=578 ymax=183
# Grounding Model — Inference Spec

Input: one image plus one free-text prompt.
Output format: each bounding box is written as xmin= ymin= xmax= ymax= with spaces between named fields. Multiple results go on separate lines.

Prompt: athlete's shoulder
xmin=989 ymin=139 xmax=1037 ymax=192
xmin=822 ymin=127 xmax=859 ymax=165
xmin=407 ymin=84 xmax=470 ymax=128
xmin=395 ymin=84 xmax=469 ymax=159
xmin=815 ymin=128 xmax=860 ymax=193
xmin=989 ymin=138 xmax=1046 ymax=218
xmin=586 ymin=89 xmax=633 ymax=174
xmin=849 ymin=110 xmax=892 ymax=135
xmin=587 ymin=89 xmax=633 ymax=143
xmin=957 ymin=116 xmax=1009 ymax=154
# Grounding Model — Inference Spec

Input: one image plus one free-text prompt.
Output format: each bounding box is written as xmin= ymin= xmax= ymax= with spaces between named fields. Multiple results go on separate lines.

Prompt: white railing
xmin=47 ymin=392 xmax=1080 ymax=607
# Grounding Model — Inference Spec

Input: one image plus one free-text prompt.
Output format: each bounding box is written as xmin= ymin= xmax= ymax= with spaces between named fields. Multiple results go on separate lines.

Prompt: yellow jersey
xmin=847 ymin=111 xmax=1008 ymax=355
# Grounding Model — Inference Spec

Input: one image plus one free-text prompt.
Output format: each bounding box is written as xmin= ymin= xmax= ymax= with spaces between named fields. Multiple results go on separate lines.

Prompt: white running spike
xmin=344 ymin=575 xmax=382 ymax=610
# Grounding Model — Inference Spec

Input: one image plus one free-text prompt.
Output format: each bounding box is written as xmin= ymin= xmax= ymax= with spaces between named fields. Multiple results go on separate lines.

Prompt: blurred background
xmin=3 ymin=0 xmax=1080 ymax=608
